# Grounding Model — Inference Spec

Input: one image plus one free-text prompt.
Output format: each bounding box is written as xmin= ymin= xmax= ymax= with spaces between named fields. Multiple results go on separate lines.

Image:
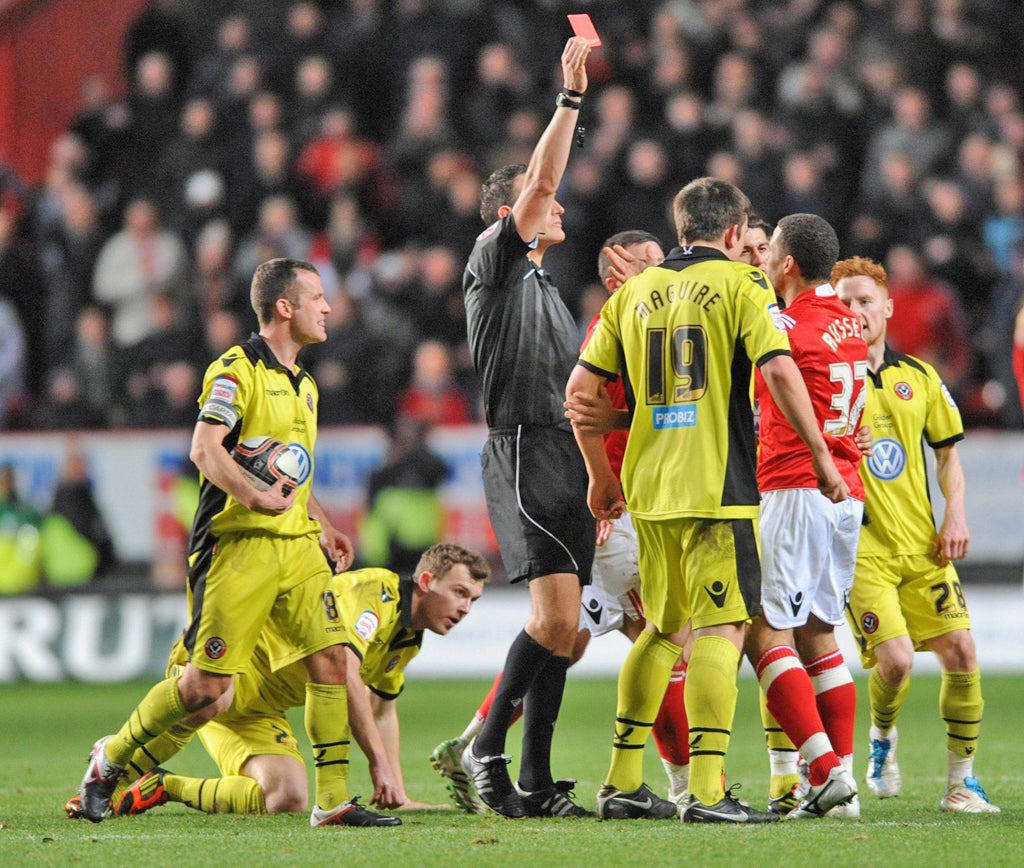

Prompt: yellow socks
xmin=166 ymin=773 xmax=266 ymax=814
xmin=686 ymin=636 xmax=740 ymax=805
xmin=941 ymin=669 xmax=983 ymax=764
xmin=868 ymin=667 xmax=910 ymax=734
xmin=105 ymin=675 xmax=186 ymax=767
xmin=605 ymin=631 xmax=682 ymax=793
xmin=305 ymin=682 xmax=350 ymax=810
xmin=112 ymin=723 xmax=198 ymax=803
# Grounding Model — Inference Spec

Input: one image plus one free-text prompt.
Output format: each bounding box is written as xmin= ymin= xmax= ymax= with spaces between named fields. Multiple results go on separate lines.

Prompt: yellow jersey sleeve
xmin=198 ymin=347 xmax=253 ymax=429
xmin=922 ymin=363 xmax=965 ymax=447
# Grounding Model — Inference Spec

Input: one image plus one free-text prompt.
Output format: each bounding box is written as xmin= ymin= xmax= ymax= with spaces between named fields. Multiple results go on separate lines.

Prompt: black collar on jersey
xmin=242 ymin=333 xmax=310 ymax=391
xmin=392 ymin=578 xmax=423 ymax=651
xmin=869 ymin=345 xmax=927 ymax=384
xmin=872 ymin=345 xmax=929 ymax=372
xmin=660 ymin=244 xmax=731 ymax=271
xmin=399 ymin=577 xmax=415 ymax=628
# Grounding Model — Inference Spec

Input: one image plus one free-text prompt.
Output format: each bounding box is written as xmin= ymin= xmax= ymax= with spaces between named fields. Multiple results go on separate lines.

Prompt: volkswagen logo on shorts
xmin=866 ymin=438 xmax=906 ymax=481
xmin=285 ymin=443 xmax=313 ymax=486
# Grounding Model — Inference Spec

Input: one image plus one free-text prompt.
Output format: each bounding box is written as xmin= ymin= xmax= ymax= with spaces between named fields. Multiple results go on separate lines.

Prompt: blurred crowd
xmin=1 ymin=0 xmax=1023 ymax=432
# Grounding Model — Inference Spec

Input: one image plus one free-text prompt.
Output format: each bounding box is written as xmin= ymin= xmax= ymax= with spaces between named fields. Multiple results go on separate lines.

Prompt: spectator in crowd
xmin=0 ymin=462 xmax=44 ymax=593
xmin=0 ymin=290 xmax=26 ymax=430
xmin=290 ymin=55 xmax=341 ymax=149
xmin=123 ymin=0 xmax=192 ymax=100
xmin=860 ymin=86 xmax=952 ymax=203
xmin=863 ymin=151 xmax=932 ymax=246
xmin=228 ymin=127 xmax=308 ymax=239
xmin=154 ymin=97 xmax=226 ymax=234
xmin=26 ymin=367 xmax=105 ymax=430
xmin=463 ymin=43 xmax=532 ymax=150
xmin=296 ymin=107 xmax=396 ymax=230
xmin=359 ymin=416 xmax=449 ymax=575
xmin=124 ymin=51 xmax=183 ymax=190
xmin=92 ymin=196 xmax=190 ymax=349
xmin=48 ymin=450 xmax=116 ymax=580
xmin=884 ymin=245 xmax=973 ymax=394
xmin=407 ymin=245 xmax=470 ymax=348
xmin=141 ymin=359 xmax=202 ymax=430
xmin=188 ymin=13 xmax=253 ymax=100
xmin=70 ymin=307 xmax=115 ymax=423
xmin=302 ymin=287 xmax=393 ymax=426
xmin=397 ymin=340 xmax=473 ymax=428
xmin=231 ymin=194 xmax=312 ymax=289
xmin=37 ymin=183 xmax=104 ymax=372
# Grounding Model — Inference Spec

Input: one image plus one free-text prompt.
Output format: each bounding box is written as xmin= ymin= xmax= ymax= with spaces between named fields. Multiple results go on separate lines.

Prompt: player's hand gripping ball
xmin=232 ymin=436 xmax=304 ymax=496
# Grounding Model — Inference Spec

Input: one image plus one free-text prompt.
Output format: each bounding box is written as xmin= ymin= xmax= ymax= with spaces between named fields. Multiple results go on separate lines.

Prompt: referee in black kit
xmin=458 ymin=36 xmax=597 ymax=820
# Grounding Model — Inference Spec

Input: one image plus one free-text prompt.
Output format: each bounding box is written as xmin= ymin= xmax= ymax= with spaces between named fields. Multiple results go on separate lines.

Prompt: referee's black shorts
xmin=481 ymin=425 xmax=595 ymax=585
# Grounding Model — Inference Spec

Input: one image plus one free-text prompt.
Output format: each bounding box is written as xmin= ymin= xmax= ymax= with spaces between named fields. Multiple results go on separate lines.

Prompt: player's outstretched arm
xmin=760 ymin=354 xmax=848 ymax=503
xmin=934 ymin=444 xmax=969 ymax=565
xmin=344 ymin=647 xmax=403 ymax=808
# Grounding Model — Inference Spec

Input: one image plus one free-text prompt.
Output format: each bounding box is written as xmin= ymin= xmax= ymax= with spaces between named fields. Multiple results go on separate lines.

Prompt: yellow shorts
xmin=167 ymin=638 xmax=305 ymax=776
xmin=634 ymin=516 xmax=760 ymax=633
xmin=846 ymin=553 xmax=972 ymax=668
xmin=188 ymin=531 xmax=341 ymax=674
xmin=198 ymin=712 xmax=303 ymax=777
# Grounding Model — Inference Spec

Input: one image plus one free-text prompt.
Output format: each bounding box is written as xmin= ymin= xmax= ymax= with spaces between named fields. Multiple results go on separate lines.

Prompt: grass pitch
xmin=1 ymin=673 xmax=1022 ymax=867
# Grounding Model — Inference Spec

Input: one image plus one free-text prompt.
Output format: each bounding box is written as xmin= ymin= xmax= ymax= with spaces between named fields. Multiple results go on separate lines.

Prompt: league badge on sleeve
xmin=940 ymin=382 xmax=959 ymax=409
xmin=355 ymin=610 xmax=380 ymax=642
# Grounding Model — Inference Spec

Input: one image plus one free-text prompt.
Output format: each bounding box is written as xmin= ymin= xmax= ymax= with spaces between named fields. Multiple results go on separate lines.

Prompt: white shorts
xmin=578 ymin=511 xmax=642 ymax=638
xmin=759 ymin=488 xmax=863 ymax=629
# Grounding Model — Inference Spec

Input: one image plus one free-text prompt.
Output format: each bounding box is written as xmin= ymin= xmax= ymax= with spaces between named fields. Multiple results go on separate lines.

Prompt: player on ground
xmin=75 ymin=259 xmax=386 ymax=828
xmin=431 ymin=232 xmax=687 ymax=819
xmin=747 ymin=215 xmax=865 ymax=820
xmin=569 ymin=177 xmax=847 ymax=824
xmin=70 ymin=545 xmax=490 ymax=820
xmin=457 ymin=36 xmax=598 ymax=820
xmin=834 ymin=256 xmax=1000 ymax=814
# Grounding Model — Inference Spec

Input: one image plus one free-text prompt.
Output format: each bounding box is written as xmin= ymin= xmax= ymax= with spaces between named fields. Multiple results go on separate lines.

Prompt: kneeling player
xmin=66 ymin=544 xmax=489 ymax=824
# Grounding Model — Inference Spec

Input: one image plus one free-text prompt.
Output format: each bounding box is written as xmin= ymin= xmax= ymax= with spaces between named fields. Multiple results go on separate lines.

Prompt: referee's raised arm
xmin=511 ymin=36 xmax=594 ymax=244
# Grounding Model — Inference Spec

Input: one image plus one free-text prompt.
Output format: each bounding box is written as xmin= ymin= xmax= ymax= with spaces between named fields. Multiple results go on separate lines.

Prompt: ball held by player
xmin=232 ymin=436 xmax=303 ymax=495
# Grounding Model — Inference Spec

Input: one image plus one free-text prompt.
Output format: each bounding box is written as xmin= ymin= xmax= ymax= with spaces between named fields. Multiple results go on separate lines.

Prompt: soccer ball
xmin=231 ymin=436 xmax=303 ymax=495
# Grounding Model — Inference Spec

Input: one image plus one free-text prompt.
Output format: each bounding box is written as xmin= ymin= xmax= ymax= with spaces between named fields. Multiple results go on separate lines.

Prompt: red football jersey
xmin=756 ymin=285 xmax=867 ymax=498
xmin=582 ymin=313 xmax=628 ymax=482
xmin=1014 ymin=340 xmax=1024 ymax=417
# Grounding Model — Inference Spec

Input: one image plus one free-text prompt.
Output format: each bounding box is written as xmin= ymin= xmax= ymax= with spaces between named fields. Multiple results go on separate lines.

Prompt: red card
xmin=568 ymin=13 xmax=602 ymax=46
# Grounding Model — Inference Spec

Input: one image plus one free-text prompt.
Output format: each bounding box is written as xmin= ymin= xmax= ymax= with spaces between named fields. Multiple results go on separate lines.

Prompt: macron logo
xmin=653 ymin=405 xmax=697 ymax=429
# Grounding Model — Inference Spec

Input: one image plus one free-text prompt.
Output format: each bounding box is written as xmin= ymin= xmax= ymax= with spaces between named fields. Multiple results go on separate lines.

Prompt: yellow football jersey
xmin=579 ymin=246 xmax=791 ymax=520
xmin=858 ymin=349 xmax=964 ymax=556
xmin=193 ymin=335 xmax=320 ymax=539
